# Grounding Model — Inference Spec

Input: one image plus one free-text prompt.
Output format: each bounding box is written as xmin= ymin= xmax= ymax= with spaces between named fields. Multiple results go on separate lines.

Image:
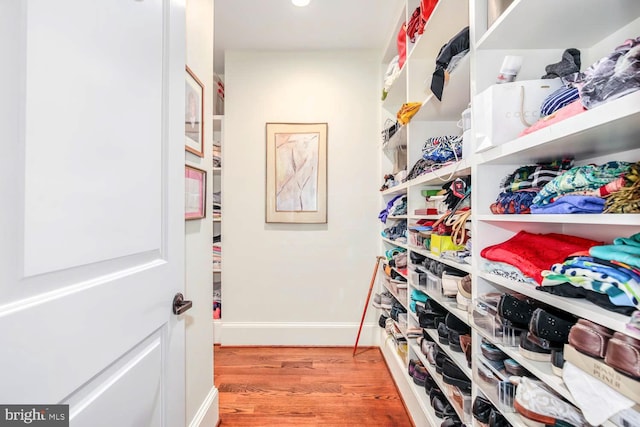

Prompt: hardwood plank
xmin=214 ymin=346 xmax=413 ymax=426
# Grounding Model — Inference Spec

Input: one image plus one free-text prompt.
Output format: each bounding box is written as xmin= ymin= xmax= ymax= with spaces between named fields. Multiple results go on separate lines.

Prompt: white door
xmin=0 ymin=1 xmax=186 ymax=426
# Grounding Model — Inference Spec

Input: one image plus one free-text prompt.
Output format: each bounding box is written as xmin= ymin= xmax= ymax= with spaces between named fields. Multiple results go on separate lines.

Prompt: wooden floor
xmin=214 ymin=346 xmax=413 ymax=426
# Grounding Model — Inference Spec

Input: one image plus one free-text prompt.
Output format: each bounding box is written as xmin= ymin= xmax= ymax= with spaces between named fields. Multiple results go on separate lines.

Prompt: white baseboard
xmin=219 ymin=322 xmax=379 ymax=346
xmin=188 ymin=386 xmax=219 ymax=427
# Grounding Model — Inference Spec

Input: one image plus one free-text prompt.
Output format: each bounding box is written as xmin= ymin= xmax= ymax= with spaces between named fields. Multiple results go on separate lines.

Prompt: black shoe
xmin=529 ymin=308 xmax=576 ymax=349
xmin=441 ymin=415 xmax=462 ymax=427
xmin=503 ymin=358 xmax=530 ymax=376
xmin=424 ymin=371 xmax=439 ymax=394
xmin=481 ymin=340 xmax=508 ymax=361
xmin=378 ymin=313 xmax=389 ymax=328
xmin=498 ymin=293 xmax=536 ymax=330
xmin=419 ymin=300 xmax=447 ymax=329
xmin=442 ymin=359 xmax=471 ymax=393
xmin=472 ymin=396 xmax=494 ymax=424
xmin=435 ymin=348 xmax=450 ymax=375
xmin=551 ymin=349 xmax=564 ymax=376
xmin=519 ymin=332 xmax=551 ymax=362
xmin=431 ymin=394 xmax=455 ymax=419
xmin=445 ymin=313 xmax=470 ymax=352
xmin=489 ymin=408 xmax=509 ymax=427
xmin=437 ymin=322 xmax=449 ymax=345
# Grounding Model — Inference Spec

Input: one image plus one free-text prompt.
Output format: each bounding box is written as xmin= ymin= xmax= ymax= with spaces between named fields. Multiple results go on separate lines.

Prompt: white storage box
xmin=473 ymin=79 xmax=563 ymax=152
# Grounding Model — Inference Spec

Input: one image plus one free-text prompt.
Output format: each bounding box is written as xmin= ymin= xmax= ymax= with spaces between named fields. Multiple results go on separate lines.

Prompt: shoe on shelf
xmin=424 ymin=370 xmax=439 ymax=394
xmin=412 ymin=364 xmax=429 ymax=386
xmin=378 ymin=313 xmax=389 ymax=329
xmin=446 ymin=313 xmax=470 ymax=352
xmin=519 ymin=332 xmax=552 ymax=362
xmin=551 ymin=350 xmax=564 ymax=377
xmin=434 ymin=348 xmax=451 ymax=375
xmin=460 ymin=334 xmax=471 ymax=367
xmin=504 ymin=358 xmax=530 ymax=377
xmin=472 ymin=396 xmax=494 ymax=424
xmin=604 ymin=332 xmax=640 ymax=379
xmin=418 ymin=336 xmax=437 ymax=358
xmin=514 ymin=376 xmax=587 ymax=427
xmin=437 ymin=322 xmax=450 ymax=345
xmin=458 ymin=274 xmax=472 ymax=299
xmin=441 ymin=415 xmax=462 ymax=427
xmin=489 ymin=408 xmax=510 ymax=427
xmin=498 ymin=293 xmax=536 ymax=330
xmin=431 ymin=393 xmax=456 ymax=419
xmin=442 ymin=358 xmax=471 ymax=393
xmin=481 ymin=340 xmax=508 ymax=361
xmin=528 ymin=308 xmax=576 ymax=350
xmin=568 ymin=318 xmax=614 ymax=359
xmin=456 ymin=291 xmax=471 ymax=311
xmin=408 ymin=358 xmax=421 ymax=378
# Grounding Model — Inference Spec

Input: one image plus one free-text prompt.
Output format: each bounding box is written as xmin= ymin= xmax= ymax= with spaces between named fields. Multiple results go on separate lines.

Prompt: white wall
xmin=185 ymin=0 xmax=218 ymax=426
xmin=221 ymin=50 xmax=381 ymax=345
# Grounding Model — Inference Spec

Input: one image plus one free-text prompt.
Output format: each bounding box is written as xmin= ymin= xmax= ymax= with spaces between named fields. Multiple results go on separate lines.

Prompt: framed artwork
xmin=265 ymin=122 xmax=328 ymax=223
xmin=185 ymin=165 xmax=206 ymax=220
xmin=185 ymin=66 xmax=204 ymax=157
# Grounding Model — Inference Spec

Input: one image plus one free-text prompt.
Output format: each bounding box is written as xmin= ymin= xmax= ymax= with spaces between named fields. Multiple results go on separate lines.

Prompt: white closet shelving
xmin=212 ymin=114 xmax=223 ymax=341
xmin=378 ymin=1 xmax=640 ymax=426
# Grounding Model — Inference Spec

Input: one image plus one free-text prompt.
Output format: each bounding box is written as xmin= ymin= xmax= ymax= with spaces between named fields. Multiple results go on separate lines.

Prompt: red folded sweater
xmin=480 ymin=231 xmax=603 ymax=284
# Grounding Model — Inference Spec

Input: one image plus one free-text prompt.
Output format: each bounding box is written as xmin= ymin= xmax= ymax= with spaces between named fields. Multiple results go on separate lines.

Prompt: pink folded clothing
xmin=480 ymin=231 xmax=603 ymax=284
xmin=519 ymin=99 xmax=586 ymax=137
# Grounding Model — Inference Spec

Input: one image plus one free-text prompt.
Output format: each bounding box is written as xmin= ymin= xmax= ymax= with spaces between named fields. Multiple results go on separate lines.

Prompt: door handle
xmin=172 ymin=293 xmax=193 ymax=315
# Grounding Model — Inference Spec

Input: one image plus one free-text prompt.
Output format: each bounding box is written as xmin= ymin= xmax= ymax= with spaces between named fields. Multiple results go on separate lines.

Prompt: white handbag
xmin=473 ymin=79 xmax=563 ymax=153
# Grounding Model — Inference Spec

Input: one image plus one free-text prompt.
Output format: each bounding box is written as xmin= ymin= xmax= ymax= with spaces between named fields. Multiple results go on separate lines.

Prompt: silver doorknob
xmin=173 ymin=293 xmax=193 ymax=315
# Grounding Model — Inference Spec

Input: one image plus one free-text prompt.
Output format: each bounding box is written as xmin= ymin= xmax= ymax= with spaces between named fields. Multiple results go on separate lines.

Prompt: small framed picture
xmin=185 ymin=66 xmax=204 ymax=157
xmin=185 ymin=165 xmax=207 ymax=220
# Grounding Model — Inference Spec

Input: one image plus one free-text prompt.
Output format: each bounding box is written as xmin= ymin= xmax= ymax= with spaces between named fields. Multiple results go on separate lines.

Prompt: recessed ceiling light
xmin=292 ymin=0 xmax=310 ymax=7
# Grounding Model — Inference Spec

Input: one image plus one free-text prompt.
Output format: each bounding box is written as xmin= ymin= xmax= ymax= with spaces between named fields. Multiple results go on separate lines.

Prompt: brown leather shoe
xmin=460 ymin=334 xmax=471 ymax=367
xmin=568 ymin=318 xmax=614 ymax=359
xmin=604 ymin=332 xmax=640 ymax=379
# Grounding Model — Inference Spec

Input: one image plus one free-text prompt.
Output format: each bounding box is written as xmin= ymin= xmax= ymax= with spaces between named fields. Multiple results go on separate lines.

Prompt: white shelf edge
xmin=411 ymin=343 xmax=469 ymax=423
xmin=409 ymin=215 xmax=441 ymax=220
xmin=388 ymin=215 xmax=408 ymax=220
xmin=382 ymin=182 xmax=409 ymax=196
xmin=212 ymin=269 xmax=221 ymax=273
xmin=475 ymin=91 xmax=640 ymax=165
xmin=423 ymin=327 xmax=472 ymax=380
xmin=212 ymin=114 xmax=224 ymax=120
xmin=475 ymin=0 xmax=520 ymax=49
xmin=479 ymin=272 xmax=638 ymax=339
xmin=413 ymin=54 xmax=471 ymax=122
xmin=476 ymin=213 xmax=640 ymax=226
xmin=382 ymin=237 xmax=408 ymax=249
xmin=212 ymin=167 xmax=222 ymax=172
xmin=408 ymin=159 xmax=471 ymax=187
xmin=380 ymin=329 xmax=440 ymax=427
xmin=472 ymin=320 xmax=577 ymax=406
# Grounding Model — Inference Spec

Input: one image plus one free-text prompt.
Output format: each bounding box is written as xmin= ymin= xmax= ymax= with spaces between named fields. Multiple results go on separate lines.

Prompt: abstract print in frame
xmin=266 ymin=123 xmax=327 ymax=223
xmin=185 ymin=66 xmax=204 ymax=157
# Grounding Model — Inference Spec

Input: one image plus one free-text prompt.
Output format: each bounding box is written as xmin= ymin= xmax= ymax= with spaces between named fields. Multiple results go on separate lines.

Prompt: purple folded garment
xmin=531 ymin=195 xmax=605 ymax=214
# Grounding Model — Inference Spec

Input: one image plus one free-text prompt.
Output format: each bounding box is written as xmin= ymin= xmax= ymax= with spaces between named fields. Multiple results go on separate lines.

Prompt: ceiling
xmin=214 ymin=0 xmax=404 ymax=74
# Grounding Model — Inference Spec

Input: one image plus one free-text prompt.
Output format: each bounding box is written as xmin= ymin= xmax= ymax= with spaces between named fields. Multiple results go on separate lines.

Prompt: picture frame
xmin=265 ymin=122 xmax=328 ymax=224
xmin=185 ymin=66 xmax=204 ymax=157
xmin=185 ymin=165 xmax=207 ymax=220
